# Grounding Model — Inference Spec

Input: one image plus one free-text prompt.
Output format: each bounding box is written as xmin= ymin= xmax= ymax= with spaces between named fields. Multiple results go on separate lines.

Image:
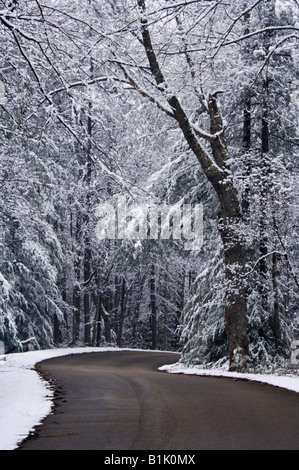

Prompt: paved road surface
xmin=18 ymin=351 xmax=298 ymax=450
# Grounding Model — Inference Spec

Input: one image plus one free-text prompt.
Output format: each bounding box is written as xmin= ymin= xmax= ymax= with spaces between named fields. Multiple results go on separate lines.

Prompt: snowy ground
xmin=0 ymin=347 xmax=298 ymax=451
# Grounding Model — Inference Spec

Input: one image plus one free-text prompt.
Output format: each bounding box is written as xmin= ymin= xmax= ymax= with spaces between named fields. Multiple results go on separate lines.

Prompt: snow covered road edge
xmin=0 ymin=347 xmax=116 ymax=450
xmin=158 ymin=362 xmax=299 ymax=394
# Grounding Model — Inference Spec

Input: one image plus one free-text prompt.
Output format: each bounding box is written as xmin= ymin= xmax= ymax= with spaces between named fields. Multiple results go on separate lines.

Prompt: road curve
xmin=17 ymin=351 xmax=298 ymax=450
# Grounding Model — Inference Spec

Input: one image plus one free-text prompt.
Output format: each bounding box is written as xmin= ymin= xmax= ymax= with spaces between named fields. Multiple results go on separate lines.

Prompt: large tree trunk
xmin=137 ymin=0 xmax=250 ymax=370
xmin=208 ymin=96 xmax=250 ymax=370
xmin=168 ymin=94 xmax=250 ymax=370
xmin=218 ymin=214 xmax=250 ymax=369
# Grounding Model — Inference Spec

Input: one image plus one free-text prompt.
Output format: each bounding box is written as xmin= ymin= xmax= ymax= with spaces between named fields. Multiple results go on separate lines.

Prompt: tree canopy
xmin=0 ymin=0 xmax=298 ymax=371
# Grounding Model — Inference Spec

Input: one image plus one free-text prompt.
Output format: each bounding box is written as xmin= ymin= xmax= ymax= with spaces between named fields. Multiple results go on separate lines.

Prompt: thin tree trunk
xmin=92 ymin=269 xmax=102 ymax=346
xmin=272 ymin=250 xmax=280 ymax=350
xmin=259 ymin=79 xmax=271 ymax=323
xmin=163 ymin=272 xmax=168 ymax=351
xmin=150 ymin=263 xmax=158 ymax=350
xmin=83 ymin=16 xmax=94 ymax=344
xmin=72 ymin=285 xmax=80 ymax=344
xmin=242 ymin=97 xmax=252 ymax=216
xmin=102 ymin=293 xmax=112 ymax=345
xmin=118 ymin=278 xmax=127 ymax=347
xmin=53 ymin=313 xmax=62 ymax=345
xmin=132 ymin=273 xmax=145 ymax=346
xmin=71 ymin=211 xmax=81 ymax=344
xmin=83 ymin=110 xmax=92 ymax=345
xmin=175 ymin=267 xmax=185 ymax=349
xmin=114 ymin=275 xmax=120 ymax=341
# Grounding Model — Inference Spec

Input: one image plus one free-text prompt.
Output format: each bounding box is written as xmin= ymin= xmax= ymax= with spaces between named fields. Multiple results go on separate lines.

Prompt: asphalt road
xmin=17 ymin=351 xmax=298 ymax=450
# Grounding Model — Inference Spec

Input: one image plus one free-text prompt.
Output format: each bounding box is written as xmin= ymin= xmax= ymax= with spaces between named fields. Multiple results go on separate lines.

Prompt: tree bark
xmin=272 ymin=250 xmax=280 ymax=350
xmin=118 ymin=278 xmax=127 ymax=348
xmin=150 ymin=263 xmax=158 ymax=350
xmin=83 ymin=110 xmax=92 ymax=345
xmin=71 ymin=210 xmax=81 ymax=345
xmin=242 ymin=97 xmax=252 ymax=217
xmin=163 ymin=271 xmax=168 ymax=351
xmin=102 ymin=290 xmax=112 ymax=345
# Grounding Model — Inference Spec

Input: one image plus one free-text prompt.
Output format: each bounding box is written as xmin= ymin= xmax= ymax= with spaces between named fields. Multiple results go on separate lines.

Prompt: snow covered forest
xmin=0 ymin=0 xmax=299 ymax=372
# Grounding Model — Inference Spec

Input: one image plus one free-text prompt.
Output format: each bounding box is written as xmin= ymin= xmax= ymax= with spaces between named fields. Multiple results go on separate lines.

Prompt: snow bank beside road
xmin=0 ymin=347 xmax=114 ymax=450
xmin=158 ymin=362 xmax=299 ymax=393
xmin=0 ymin=347 xmax=298 ymax=450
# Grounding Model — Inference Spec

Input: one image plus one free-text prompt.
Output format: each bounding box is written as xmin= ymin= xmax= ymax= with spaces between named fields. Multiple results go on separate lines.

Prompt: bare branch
xmin=223 ymin=25 xmax=299 ymax=46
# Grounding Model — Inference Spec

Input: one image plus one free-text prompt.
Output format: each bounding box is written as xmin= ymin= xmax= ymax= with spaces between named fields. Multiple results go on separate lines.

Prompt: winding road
xmin=18 ymin=351 xmax=298 ymax=450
